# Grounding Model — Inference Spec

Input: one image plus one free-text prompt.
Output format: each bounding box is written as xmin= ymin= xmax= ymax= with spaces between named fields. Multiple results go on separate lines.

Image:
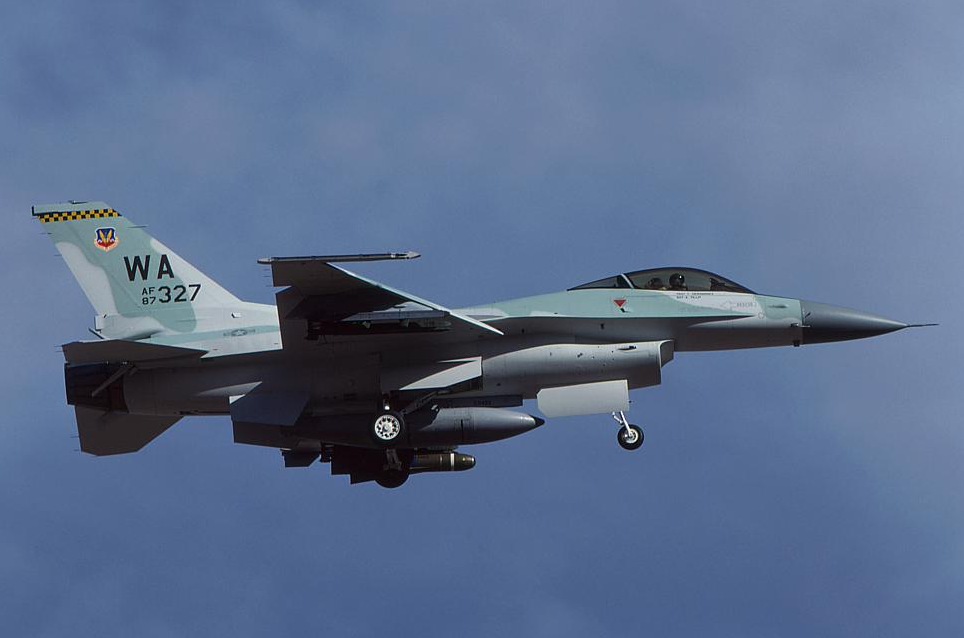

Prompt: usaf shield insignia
xmin=94 ymin=227 xmax=118 ymax=252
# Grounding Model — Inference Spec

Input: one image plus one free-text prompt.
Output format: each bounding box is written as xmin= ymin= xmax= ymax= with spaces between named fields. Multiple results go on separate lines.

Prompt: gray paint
xmin=35 ymin=205 xmax=912 ymax=477
xmin=800 ymin=300 xmax=908 ymax=344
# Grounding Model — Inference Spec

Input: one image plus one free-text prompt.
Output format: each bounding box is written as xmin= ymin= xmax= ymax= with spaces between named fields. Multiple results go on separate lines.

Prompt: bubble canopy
xmin=569 ymin=268 xmax=755 ymax=294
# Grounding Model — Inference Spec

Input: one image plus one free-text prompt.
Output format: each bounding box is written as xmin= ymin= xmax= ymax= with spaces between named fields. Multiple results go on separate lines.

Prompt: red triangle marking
xmin=614 ymin=298 xmax=626 ymax=307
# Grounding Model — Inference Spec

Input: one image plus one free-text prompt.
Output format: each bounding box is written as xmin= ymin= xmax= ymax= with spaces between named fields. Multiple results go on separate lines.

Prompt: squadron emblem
xmin=94 ymin=227 xmax=118 ymax=252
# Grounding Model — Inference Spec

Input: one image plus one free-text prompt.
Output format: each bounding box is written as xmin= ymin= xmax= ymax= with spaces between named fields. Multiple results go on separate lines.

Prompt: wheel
xmin=371 ymin=411 xmax=406 ymax=446
xmin=375 ymin=469 xmax=409 ymax=488
xmin=617 ymin=424 xmax=644 ymax=451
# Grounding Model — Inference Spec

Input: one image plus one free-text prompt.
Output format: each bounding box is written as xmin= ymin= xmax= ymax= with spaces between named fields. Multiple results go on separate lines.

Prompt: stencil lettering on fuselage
xmin=666 ymin=291 xmax=763 ymax=315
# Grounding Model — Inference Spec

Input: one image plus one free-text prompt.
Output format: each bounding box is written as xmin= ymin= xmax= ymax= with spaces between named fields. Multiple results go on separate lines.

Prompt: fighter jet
xmin=35 ymin=202 xmax=926 ymax=488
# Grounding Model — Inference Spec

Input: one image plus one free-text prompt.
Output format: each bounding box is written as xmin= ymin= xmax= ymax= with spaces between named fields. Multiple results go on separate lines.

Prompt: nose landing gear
xmin=613 ymin=411 xmax=644 ymax=450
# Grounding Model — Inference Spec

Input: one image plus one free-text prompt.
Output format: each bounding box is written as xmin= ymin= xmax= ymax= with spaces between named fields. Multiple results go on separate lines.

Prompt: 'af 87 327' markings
xmin=141 ymin=284 xmax=201 ymax=305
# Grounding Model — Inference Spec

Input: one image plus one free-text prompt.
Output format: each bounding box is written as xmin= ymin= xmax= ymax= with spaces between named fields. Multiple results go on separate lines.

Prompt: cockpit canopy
xmin=569 ymin=267 xmax=754 ymax=294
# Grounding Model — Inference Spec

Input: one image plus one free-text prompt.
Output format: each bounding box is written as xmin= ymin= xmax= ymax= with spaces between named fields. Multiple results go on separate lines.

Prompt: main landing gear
xmin=370 ymin=399 xmax=408 ymax=485
xmin=613 ymin=411 xmax=644 ymax=451
xmin=370 ymin=409 xmax=406 ymax=447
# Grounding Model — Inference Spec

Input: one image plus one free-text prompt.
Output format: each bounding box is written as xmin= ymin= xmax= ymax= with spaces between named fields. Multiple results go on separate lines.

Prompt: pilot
xmin=645 ymin=277 xmax=667 ymax=290
xmin=669 ymin=272 xmax=688 ymax=290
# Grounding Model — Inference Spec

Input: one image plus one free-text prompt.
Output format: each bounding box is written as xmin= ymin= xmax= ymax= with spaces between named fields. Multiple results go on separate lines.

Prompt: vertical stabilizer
xmin=34 ymin=201 xmax=243 ymax=339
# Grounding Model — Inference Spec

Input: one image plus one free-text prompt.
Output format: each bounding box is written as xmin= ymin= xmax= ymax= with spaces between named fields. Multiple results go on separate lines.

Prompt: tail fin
xmin=35 ymin=201 xmax=243 ymax=339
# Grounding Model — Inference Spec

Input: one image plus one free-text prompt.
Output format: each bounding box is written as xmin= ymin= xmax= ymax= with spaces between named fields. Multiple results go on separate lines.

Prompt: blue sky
xmin=2 ymin=2 xmax=962 ymax=635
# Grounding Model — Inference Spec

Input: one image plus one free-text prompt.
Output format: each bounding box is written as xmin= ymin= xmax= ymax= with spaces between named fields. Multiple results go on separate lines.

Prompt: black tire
xmin=370 ymin=410 xmax=406 ymax=447
xmin=375 ymin=469 xmax=409 ymax=489
xmin=617 ymin=424 xmax=644 ymax=451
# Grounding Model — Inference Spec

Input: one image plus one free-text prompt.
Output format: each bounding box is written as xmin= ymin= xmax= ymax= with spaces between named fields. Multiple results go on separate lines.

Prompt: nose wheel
xmin=613 ymin=411 xmax=644 ymax=451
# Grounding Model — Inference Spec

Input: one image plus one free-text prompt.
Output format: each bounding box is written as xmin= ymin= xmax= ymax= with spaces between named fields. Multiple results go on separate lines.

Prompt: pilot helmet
xmin=670 ymin=272 xmax=685 ymax=289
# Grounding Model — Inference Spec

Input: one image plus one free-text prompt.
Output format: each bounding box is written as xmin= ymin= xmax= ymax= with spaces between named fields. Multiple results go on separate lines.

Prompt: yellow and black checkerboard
xmin=34 ymin=209 xmax=119 ymax=223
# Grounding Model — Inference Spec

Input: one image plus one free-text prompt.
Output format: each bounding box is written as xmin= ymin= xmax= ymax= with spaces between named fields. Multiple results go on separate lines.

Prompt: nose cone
xmin=801 ymin=301 xmax=907 ymax=345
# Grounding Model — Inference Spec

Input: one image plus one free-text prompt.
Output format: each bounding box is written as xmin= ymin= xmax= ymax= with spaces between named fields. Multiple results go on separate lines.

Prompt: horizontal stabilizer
xmin=75 ymin=406 xmax=181 ymax=455
xmin=63 ymin=339 xmax=207 ymax=365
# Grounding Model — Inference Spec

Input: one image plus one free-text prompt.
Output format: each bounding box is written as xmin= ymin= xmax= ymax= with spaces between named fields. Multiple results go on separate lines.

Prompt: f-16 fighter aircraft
xmin=36 ymin=202 xmax=924 ymax=488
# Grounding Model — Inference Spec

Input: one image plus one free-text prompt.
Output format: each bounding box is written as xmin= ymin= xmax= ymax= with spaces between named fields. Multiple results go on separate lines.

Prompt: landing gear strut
xmin=613 ymin=411 xmax=644 ymax=451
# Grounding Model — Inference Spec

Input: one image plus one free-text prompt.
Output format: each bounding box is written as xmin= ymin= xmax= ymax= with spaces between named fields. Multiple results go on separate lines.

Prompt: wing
xmin=62 ymin=339 xmax=206 ymax=365
xmin=259 ymin=254 xmax=502 ymax=350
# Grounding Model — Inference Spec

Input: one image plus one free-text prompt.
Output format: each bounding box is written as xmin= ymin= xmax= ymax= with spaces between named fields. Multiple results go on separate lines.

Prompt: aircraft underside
xmin=63 ymin=337 xmax=672 ymax=487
